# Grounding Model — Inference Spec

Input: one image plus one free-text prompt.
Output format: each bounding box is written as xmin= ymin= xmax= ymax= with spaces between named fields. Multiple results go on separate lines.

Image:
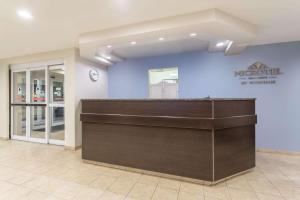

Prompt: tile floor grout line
xmin=176 ymin=181 xmax=181 ymax=200
xmin=260 ymin=164 xmax=289 ymax=199
xmin=224 ymin=180 xmax=231 ymax=200
xmin=150 ymin=182 xmax=159 ymax=200
xmin=247 ymin=175 xmax=264 ymax=200
xmin=225 ymin=182 xmax=233 ymax=200
xmin=124 ymin=181 xmax=138 ymax=199
xmin=97 ymin=174 xmax=120 ymax=200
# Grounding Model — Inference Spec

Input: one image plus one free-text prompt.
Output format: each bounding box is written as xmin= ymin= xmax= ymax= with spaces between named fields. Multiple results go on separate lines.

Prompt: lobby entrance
xmin=10 ymin=62 xmax=65 ymax=145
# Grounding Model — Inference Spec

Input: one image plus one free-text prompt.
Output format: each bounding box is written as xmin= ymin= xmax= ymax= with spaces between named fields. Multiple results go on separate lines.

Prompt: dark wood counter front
xmin=80 ymin=99 xmax=257 ymax=184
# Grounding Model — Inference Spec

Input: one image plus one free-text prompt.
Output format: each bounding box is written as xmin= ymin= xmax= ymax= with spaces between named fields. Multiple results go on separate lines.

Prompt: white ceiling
xmin=80 ymin=9 xmax=257 ymax=65
xmin=112 ymin=39 xmax=209 ymax=59
xmin=1 ymin=0 xmax=300 ymax=59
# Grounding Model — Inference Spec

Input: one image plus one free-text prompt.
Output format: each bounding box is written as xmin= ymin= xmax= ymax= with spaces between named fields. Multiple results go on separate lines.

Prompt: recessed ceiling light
xmin=158 ymin=37 xmax=165 ymax=41
xmin=216 ymin=42 xmax=225 ymax=47
xmin=106 ymin=56 xmax=112 ymax=59
xmin=106 ymin=45 xmax=112 ymax=48
xmin=190 ymin=33 xmax=197 ymax=37
xmin=17 ymin=9 xmax=33 ymax=20
xmin=131 ymin=41 xmax=137 ymax=45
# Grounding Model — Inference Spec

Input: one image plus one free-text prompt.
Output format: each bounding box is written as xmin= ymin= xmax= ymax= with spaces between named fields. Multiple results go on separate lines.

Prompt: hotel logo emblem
xmin=234 ymin=62 xmax=282 ymax=85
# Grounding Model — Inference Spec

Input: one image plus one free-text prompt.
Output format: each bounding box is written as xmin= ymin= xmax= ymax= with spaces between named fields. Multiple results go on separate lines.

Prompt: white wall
xmin=75 ymin=57 xmax=108 ymax=147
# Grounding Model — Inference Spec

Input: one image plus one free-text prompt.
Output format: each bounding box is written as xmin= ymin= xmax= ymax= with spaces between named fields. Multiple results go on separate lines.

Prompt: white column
xmin=0 ymin=62 xmax=10 ymax=139
xmin=64 ymin=55 xmax=77 ymax=149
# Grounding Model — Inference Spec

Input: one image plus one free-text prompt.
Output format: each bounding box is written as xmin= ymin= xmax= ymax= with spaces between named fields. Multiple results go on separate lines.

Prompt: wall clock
xmin=89 ymin=69 xmax=99 ymax=82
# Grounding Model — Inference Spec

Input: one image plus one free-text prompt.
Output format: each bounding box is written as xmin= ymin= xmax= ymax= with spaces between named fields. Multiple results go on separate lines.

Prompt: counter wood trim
xmin=81 ymin=113 xmax=257 ymax=130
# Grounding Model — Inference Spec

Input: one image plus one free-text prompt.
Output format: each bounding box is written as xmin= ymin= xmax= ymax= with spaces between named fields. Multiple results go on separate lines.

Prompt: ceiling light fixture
xmin=105 ymin=56 xmax=112 ymax=59
xmin=226 ymin=40 xmax=234 ymax=52
xmin=131 ymin=41 xmax=137 ymax=45
xmin=216 ymin=42 xmax=225 ymax=47
xmin=106 ymin=45 xmax=112 ymax=48
xmin=158 ymin=37 xmax=165 ymax=41
xmin=190 ymin=33 xmax=197 ymax=37
xmin=17 ymin=9 xmax=33 ymax=20
xmin=94 ymin=56 xmax=112 ymax=64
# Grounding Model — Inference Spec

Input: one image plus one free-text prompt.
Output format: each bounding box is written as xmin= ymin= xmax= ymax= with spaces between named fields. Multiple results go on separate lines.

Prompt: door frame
xmin=48 ymin=64 xmax=65 ymax=146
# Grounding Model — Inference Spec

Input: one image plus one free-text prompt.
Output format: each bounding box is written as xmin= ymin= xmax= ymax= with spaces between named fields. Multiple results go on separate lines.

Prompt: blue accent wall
xmin=108 ymin=41 xmax=300 ymax=152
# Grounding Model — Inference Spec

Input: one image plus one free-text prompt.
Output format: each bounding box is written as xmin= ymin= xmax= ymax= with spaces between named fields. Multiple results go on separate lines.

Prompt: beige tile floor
xmin=31 ymin=130 xmax=65 ymax=140
xmin=0 ymin=140 xmax=299 ymax=200
xmin=15 ymin=131 xmax=64 ymax=140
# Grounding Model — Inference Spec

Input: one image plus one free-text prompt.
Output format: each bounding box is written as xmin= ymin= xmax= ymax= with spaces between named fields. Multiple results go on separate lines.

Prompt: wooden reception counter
xmin=80 ymin=99 xmax=257 ymax=184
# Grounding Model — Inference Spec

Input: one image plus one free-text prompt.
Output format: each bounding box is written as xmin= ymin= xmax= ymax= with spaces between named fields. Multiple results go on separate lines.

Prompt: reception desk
xmin=80 ymin=99 xmax=257 ymax=184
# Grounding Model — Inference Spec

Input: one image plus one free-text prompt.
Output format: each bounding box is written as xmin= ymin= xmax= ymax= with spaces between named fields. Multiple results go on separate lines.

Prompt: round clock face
xmin=89 ymin=69 xmax=99 ymax=82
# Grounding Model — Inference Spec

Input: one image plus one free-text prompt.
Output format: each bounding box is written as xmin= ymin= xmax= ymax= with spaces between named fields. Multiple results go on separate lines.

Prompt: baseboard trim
xmin=257 ymin=148 xmax=300 ymax=156
xmin=0 ymin=137 xmax=9 ymax=141
xmin=83 ymin=159 xmax=254 ymax=186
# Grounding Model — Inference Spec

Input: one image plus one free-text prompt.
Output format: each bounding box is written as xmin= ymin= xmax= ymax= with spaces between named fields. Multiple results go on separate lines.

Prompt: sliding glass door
xmin=30 ymin=69 xmax=47 ymax=143
xmin=11 ymin=71 xmax=27 ymax=140
xmin=48 ymin=66 xmax=65 ymax=145
xmin=11 ymin=64 xmax=65 ymax=145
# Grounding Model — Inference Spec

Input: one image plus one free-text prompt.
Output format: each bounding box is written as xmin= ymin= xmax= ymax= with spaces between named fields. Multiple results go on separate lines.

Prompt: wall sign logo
xmin=234 ymin=62 xmax=283 ymax=85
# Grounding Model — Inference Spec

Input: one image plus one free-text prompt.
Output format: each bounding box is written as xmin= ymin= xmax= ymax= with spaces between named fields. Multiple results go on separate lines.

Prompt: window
xmin=49 ymin=68 xmax=64 ymax=103
xmin=148 ymin=67 xmax=179 ymax=99
xmin=12 ymin=71 xmax=26 ymax=103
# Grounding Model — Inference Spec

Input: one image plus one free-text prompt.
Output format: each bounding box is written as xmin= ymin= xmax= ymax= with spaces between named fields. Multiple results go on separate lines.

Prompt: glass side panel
xmin=49 ymin=68 xmax=64 ymax=103
xmin=30 ymin=106 xmax=46 ymax=139
xmin=13 ymin=72 xmax=26 ymax=103
xmin=31 ymin=70 xmax=46 ymax=103
xmin=49 ymin=107 xmax=65 ymax=141
xmin=12 ymin=106 xmax=26 ymax=137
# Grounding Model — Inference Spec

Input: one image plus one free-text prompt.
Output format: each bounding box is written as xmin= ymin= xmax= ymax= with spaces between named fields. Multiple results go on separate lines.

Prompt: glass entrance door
xmin=11 ymin=71 xmax=27 ymax=140
xmin=11 ymin=69 xmax=47 ymax=143
xmin=11 ymin=64 xmax=65 ymax=145
xmin=29 ymin=69 xmax=47 ymax=143
xmin=48 ymin=66 xmax=65 ymax=145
